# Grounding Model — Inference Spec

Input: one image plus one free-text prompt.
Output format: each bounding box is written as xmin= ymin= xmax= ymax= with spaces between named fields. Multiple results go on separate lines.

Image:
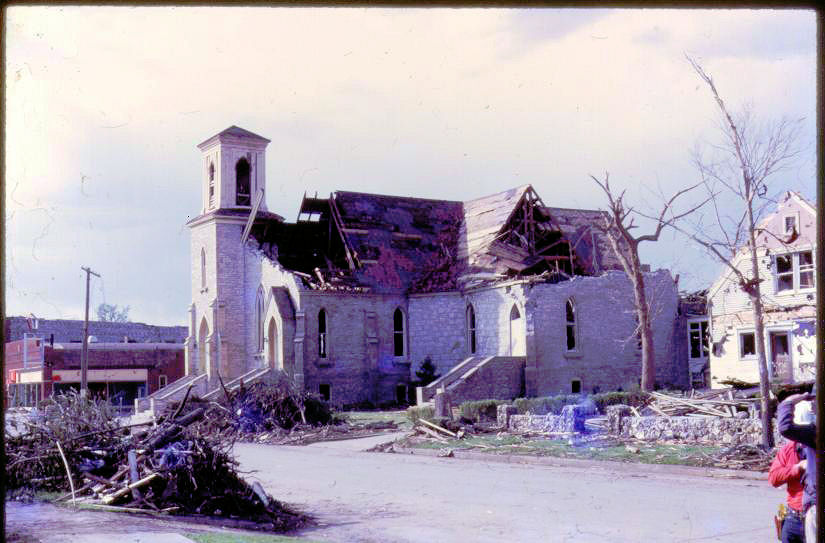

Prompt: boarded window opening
xmin=318 ymin=309 xmax=327 ymax=358
xmin=319 ymin=384 xmax=330 ymax=401
xmin=571 ymin=380 xmax=581 ymax=394
xmin=235 ymin=158 xmax=251 ymax=206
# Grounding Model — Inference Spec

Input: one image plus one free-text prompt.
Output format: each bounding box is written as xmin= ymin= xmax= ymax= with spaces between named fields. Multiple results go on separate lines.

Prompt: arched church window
xmin=235 ymin=157 xmax=251 ymax=206
xmin=318 ymin=309 xmax=327 ymax=358
xmin=256 ymin=287 xmax=265 ymax=352
xmin=200 ymin=248 xmax=206 ymax=289
xmin=208 ymin=162 xmax=215 ymax=207
xmin=393 ymin=308 xmax=405 ymax=357
xmin=466 ymin=304 xmax=477 ymax=354
xmin=565 ymin=298 xmax=577 ymax=351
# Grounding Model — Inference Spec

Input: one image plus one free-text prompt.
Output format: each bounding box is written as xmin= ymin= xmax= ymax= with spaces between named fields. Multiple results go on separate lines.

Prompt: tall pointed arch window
xmin=255 ymin=287 xmax=265 ymax=352
xmin=208 ymin=161 xmax=215 ymax=207
xmin=200 ymin=248 xmax=206 ymax=290
xmin=466 ymin=304 xmax=477 ymax=354
xmin=393 ymin=308 xmax=406 ymax=357
xmin=318 ymin=309 xmax=328 ymax=358
xmin=235 ymin=157 xmax=251 ymax=206
xmin=565 ymin=298 xmax=577 ymax=351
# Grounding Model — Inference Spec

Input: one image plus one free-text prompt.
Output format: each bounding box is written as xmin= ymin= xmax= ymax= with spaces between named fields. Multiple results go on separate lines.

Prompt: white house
xmin=707 ymin=191 xmax=817 ymax=387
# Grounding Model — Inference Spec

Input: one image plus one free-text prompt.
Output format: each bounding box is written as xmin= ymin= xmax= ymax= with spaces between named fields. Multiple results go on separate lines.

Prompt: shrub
xmin=459 ymin=399 xmax=506 ymax=422
xmin=415 ymin=357 xmax=440 ymax=387
xmin=513 ymin=394 xmax=581 ymax=415
xmin=406 ymin=405 xmax=435 ymax=425
xmin=591 ymin=390 xmax=647 ymax=413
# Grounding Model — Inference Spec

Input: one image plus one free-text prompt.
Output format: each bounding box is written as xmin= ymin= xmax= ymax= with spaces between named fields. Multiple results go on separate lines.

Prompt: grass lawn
xmin=341 ymin=409 xmax=411 ymax=430
xmin=398 ymin=433 xmax=723 ymax=468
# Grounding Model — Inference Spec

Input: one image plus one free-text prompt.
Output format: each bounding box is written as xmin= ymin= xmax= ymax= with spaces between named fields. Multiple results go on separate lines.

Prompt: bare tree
xmin=592 ymin=174 xmax=705 ymax=391
xmin=97 ymin=303 xmax=130 ymax=323
xmin=678 ymin=56 xmax=803 ymax=449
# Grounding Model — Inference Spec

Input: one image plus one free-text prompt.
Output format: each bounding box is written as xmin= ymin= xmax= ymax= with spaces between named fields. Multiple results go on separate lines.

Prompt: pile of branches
xmin=171 ymin=376 xmax=339 ymax=442
xmin=5 ymin=390 xmax=307 ymax=531
xmin=702 ymin=443 xmax=774 ymax=471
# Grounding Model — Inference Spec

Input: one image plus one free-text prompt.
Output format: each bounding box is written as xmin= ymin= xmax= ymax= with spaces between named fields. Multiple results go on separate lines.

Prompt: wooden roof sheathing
xmin=458 ymin=185 xmax=530 ymax=263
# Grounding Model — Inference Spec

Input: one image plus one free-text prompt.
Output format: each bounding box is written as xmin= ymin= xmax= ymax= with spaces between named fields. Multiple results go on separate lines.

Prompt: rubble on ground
xmin=5 ymin=390 xmax=307 ymax=531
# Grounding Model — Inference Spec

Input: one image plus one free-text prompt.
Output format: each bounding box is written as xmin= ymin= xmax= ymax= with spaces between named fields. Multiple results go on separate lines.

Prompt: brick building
xmin=181 ymin=126 xmax=687 ymax=407
xmin=4 ymin=318 xmax=186 ymax=408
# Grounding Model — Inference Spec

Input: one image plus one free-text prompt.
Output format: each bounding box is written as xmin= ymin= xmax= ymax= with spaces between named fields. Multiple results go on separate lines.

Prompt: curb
xmin=389 ymin=444 xmax=767 ymax=482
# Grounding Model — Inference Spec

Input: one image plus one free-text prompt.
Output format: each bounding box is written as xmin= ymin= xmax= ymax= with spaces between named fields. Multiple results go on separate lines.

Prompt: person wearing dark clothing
xmin=777 ymin=393 xmax=817 ymax=543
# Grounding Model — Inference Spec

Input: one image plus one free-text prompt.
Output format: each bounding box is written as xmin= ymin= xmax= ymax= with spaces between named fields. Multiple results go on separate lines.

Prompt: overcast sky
xmin=4 ymin=7 xmax=817 ymax=326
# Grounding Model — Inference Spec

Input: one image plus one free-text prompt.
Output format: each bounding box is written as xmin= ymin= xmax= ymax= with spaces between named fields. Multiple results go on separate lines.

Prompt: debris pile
xmin=642 ymin=389 xmax=759 ymax=418
xmin=172 ymin=377 xmax=342 ymax=444
xmin=5 ymin=390 xmax=307 ymax=531
xmin=702 ymin=443 xmax=774 ymax=471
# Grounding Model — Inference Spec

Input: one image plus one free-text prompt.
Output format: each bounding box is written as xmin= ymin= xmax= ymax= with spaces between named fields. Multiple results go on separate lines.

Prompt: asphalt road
xmin=235 ymin=436 xmax=782 ymax=543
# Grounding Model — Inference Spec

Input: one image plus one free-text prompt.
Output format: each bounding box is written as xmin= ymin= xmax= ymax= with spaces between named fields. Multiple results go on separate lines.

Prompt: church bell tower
xmin=184 ymin=126 xmax=270 ymax=383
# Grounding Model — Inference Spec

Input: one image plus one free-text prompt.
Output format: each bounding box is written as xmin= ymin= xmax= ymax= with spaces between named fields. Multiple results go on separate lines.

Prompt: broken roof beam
xmin=327 ymin=194 xmax=358 ymax=271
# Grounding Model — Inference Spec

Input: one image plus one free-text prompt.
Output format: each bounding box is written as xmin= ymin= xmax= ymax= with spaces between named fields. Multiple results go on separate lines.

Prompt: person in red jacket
xmin=769 ymin=440 xmax=807 ymax=543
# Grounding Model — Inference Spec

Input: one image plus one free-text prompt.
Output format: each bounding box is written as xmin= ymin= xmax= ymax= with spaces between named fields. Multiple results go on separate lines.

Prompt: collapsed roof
xmin=249 ymin=184 xmax=626 ymax=293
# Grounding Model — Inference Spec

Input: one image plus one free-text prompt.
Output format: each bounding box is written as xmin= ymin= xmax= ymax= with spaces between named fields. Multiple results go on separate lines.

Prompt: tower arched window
xmin=208 ymin=161 xmax=215 ymax=207
xmin=256 ymin=287 xmax=265 ymax=352
xmin=200 ymin=248 xmax=206 ymax=289
xmin=318 ymin=309 xmax=327 ymax=358
xmin=235 ymin=157 xmax=251 ymax=206
xmin=466 ymin=304 xmax=477 ymax=354
xmin=565 ymin=298 xmax=577 ymax=351
xmin=393 ymin=308 xmax=406 ymax=357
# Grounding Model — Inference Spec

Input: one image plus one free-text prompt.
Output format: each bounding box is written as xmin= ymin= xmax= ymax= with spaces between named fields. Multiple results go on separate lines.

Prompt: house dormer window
xmin=774 ymin=250 xmax=815 ymax=293
xmin=784 ymin=215 xmax=797 ymax=235
xmin=236 ymin=157 xmax=251 ymax=206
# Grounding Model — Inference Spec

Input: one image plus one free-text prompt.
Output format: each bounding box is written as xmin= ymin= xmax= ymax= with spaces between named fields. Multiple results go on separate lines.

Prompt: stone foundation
xmin=605 ymin=405 xmax=781 ymax=446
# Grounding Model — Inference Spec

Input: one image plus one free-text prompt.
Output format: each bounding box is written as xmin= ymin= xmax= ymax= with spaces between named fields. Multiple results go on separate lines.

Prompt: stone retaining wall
xmin=605 ymin=405 xmax=782 ymax=446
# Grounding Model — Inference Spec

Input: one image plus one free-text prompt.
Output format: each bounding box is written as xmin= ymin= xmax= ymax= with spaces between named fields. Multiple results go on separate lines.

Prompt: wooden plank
xmin=416 ymin=425 xmax=449 ymax=443
xmin=418 ymin=418 xmax=457 ymax=438
xmin=101 ymin=473 xmax=161 ymax=505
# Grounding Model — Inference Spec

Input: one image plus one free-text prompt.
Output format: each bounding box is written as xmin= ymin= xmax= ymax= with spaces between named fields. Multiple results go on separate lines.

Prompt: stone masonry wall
xmin=605 ymin=405 xmax=781 ymax=446
xmin=448 ymin=356 xmax=525 ymax=405
xmin=408 ymin=292 xmax=469 ymax=378
xmin=299 ymin=291 xmax=411 ymax=406
xmin=528 ymin=270 xmax=682 ymax=396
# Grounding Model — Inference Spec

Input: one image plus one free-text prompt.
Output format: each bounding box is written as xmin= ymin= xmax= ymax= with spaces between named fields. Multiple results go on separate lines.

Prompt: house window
xmin=318 ymin=309 xmax=327 ymax=358
xmin=739 ymin=332 xmax=756 ymax=359
xmin=235 ymin=158 xmax=251 ymax=206
xmin=565 ymin=299 xmax=577 ymax=351
xmin=688 ymin=320 xmax=709 ymax=359
xmin=784 ymin=215 xmax=797 ymax=235
xmin=774 ymin=250 xmax=816 ymax=292
xmin=159 ymin=375 xmax=168 ymax=389
xmin=393 ymin=308 xmax=405 ymax=357
xmin=799 ymin=251 xmax=815 ymax=289
xmin=256 ymin=287 xmax=265 ymax=352
xmin=466 ymin=305 xmax=476 ymax=354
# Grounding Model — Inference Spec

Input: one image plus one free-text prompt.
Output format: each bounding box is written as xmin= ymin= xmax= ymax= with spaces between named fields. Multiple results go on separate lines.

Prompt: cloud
xmin=4 ymin=6 xmax=816 ymax=323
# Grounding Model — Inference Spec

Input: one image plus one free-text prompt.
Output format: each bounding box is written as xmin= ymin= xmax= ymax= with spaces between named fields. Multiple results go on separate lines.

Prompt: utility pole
xmin=80 ymin=266 xmax=100 ymax=397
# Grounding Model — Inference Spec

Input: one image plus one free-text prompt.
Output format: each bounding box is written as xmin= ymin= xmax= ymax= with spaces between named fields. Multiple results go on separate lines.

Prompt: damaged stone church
xmin=183 ymin=126 xmax=685 ymax=408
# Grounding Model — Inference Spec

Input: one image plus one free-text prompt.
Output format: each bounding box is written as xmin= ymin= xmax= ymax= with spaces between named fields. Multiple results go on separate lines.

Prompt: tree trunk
xmin=747 ymin=206 xmax=774 ymax=449
xmin=629 ymin=253 xmax=655 ymax=391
